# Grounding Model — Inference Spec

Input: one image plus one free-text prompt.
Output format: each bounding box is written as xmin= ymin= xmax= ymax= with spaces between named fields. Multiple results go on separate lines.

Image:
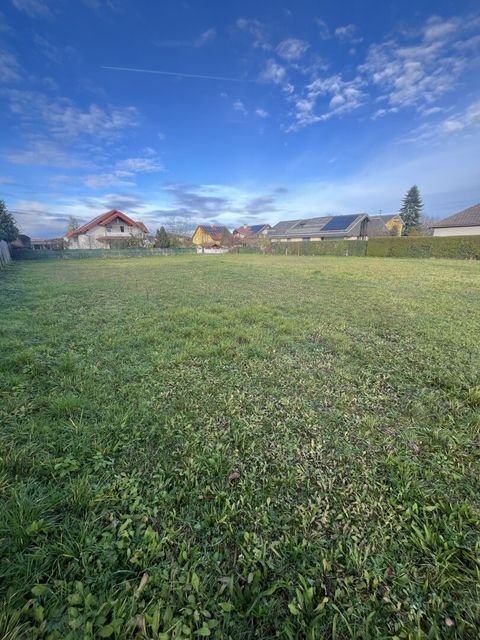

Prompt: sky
xmin=1 ymin=0 xmax=480 ymax=238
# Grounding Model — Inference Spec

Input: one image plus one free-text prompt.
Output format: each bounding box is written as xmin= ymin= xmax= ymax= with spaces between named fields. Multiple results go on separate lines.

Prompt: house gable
xmin=66 ymin=210 xmax=148 ymax=239
xmin=192 ymin=225 xmax=230 ymax=245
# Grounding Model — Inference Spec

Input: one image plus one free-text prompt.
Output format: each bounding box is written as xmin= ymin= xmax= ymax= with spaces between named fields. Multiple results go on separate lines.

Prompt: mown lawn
xmin=0 ymin=255 xmax=479 ymax=639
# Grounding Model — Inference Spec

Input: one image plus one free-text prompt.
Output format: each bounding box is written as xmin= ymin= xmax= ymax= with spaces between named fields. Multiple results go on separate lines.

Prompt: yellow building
xmin=191 ymin=225 xmax=231 ymax=246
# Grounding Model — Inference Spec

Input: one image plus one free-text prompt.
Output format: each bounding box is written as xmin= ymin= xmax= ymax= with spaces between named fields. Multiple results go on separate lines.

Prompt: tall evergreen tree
xmin=155 ymin=226 xmax=170 ymax=248
xmin=0 ymin=200 xmax=19 ymax=242
xmin=399 ymin=185 xmax=423 ymax=235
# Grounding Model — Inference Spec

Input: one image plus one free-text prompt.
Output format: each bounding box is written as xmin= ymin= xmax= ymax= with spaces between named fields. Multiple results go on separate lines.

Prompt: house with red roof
xmin=65 ymin=210 xmax=148 ymax=249
xmin=233 ymin=223 xmax=271 ymax=246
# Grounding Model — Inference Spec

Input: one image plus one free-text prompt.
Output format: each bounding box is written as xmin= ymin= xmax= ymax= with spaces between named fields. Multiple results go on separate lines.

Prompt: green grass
xmin=1 ymin=255 xmax=479 ymax=639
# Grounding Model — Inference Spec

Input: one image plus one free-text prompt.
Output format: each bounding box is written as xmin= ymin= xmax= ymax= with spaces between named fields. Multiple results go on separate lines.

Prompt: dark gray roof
xmin=249 ymin=223 xmax=270 ymax=234
xmin=270 ymin=218 xmax=302 ymax=234
xmin=269 ymin=214 xmax=368 ymax=239
xmin=367 ymin=216 xmax=390 ymax=237
xmin=376 ymin=214 xmax=398 ymax=223
xmin=367 ymin=214 xmax=403 ymax=237
xmin=431 ymin=204 xmax=480 ymax=228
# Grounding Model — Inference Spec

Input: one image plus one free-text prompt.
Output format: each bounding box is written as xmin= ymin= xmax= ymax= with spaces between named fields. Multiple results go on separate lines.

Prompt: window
xmin=106 ymin=225 xmax=112 ymax=232
xmin=302 ymin=237 xmax=310 ymax=241
xmin=120 ymin=225 xmax=125 ymax=233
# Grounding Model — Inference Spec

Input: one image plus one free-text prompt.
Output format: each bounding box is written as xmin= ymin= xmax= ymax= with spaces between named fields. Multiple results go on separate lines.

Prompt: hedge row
xmin=238 ymin=236 xmax=480 ymax=260
xmin=366 ymin=236 xmax=480 ymax=259
xmin=271 ymin=240 xmax=368 ymax=257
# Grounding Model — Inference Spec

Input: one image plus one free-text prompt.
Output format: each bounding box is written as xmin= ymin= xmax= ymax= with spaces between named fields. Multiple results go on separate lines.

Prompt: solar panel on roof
xmin=322 ymin=214 xmax=358 ymax=231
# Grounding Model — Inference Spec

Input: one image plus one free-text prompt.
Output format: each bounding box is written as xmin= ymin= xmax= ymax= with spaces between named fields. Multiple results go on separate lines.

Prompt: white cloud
xmin=276 ymin=38 xmax=309 ymax=61
xmin=2 ymin=90 xmax=139 ymax=142
xmin=2 ymin=90 xmax=141 ymax=178
xmin=33 ymin=34 xmax=62 ymax=63
xmin=194 ymin=28 xmax=216 ymax=47
xmin=84 ymin=153 xmax=164 ymax=189
xmin=11 ymin=0 xmax=52 ymax=18
xmin=115 ymin=156 xmax=164 ymax=173
xmin=372 ymin=107 xmax=398 ymax=120
xmin=335 ymin=24 xmax=360 ymax=43
xmin=259 ymin=59 xmax=287 ymax=85
xmin=416 ymin=100 xmax=480 ymax=138
xmin=6 ymin=138 xmax=94 ymax=167
xmin=233 ymin=11 xmax=480 ymax=132
xmin=359 ymin=14 xmax=479 ymax=111
xmin=419 ymin=106 xmax=445 ymax=116
xmin=329 ymin=94 xmax=345 ymax=109
xmin=236 ymin=18 xmax=271 ymax=50
xmin=0 ymin=49 xmax=22 ymax=82
xmin=255 ymin=108 xmax=269 ymax=118
xmin=84 ymin=173 xmax=136 ymax=189
xmin=82 ymin=0 xmax=123 ymax=12
xmin=233 ymin=100 xmax=248 ymax=115
xmin=289 ymin=74 xmax=365 ymax=129
xmin=316 ymin=18 xmax=330 ymax=40
xmin=423 ymin=16 xmax=460 ymax=43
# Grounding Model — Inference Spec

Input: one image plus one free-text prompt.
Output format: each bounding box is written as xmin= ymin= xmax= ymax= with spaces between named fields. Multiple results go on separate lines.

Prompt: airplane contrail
xmin=101 ymin=65 xmax=250 ymax=83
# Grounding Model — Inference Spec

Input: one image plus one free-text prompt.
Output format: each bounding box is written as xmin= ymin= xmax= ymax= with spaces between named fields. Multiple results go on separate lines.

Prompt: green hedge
xmin=235 ymin=246 xmax=267 ymax=254
xmin=271 ymin=240 xmax=368 ymax=257
xmin=367 ymin=236 xmax=480 ymax=259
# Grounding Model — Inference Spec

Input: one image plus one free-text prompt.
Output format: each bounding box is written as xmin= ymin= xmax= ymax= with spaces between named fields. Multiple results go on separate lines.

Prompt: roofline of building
xmin=430 ymin=222 xmax=480 ymax=228
xmin=66 ymin=209 xmax=148 ymax=238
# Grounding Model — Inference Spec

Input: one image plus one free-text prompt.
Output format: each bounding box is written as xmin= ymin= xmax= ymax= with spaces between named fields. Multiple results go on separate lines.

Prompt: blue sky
xmin=1 ymin=0 xmax=479 ymax=237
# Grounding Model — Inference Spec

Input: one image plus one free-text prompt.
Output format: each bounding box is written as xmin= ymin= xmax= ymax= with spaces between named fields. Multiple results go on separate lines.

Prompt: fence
xmin=9 ymin=237 xmax=480 ymax=262
xmin=11 ymin=247 xmax=197 ymax=260
xmin=0 ymin=240 xmax=11 ymax=268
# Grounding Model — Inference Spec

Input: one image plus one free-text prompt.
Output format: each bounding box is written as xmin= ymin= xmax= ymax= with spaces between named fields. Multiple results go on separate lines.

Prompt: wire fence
xmin=11 ymin=247 xmax=197 ymax=260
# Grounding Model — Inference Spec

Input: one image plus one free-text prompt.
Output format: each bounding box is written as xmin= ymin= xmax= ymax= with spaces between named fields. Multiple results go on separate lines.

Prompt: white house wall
xmin=433 ymin=226 xmax=480 ymax=237
xmin=69 ymin=222 xmax=145 ymax=249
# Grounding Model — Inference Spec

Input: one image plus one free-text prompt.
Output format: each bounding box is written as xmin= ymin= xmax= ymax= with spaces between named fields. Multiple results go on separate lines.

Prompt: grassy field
xmin=1 ymin=255 xmax=479 ymax=639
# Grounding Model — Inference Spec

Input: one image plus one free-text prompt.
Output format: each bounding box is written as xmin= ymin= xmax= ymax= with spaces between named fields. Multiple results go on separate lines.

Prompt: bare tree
xmin=66 ymin=215 xmax=80 ymax=233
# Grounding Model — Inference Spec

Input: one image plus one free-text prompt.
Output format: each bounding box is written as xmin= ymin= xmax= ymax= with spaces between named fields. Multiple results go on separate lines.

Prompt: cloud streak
xmin=12 ymin=0 xmax=52 ymax=18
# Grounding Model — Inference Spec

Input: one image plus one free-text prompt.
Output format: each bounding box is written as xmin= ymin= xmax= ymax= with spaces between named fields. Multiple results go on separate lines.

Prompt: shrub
xmin=367 ymin=236 xmax=480 ymax=259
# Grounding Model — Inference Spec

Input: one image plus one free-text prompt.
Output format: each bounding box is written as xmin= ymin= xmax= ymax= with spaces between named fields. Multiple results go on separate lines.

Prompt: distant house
xmin=233 ymin=224 xmax=271 ymax=245
xmin=269 ymin=214 xmax=369 ymax=242
xmin=65 ymin=210 xmax=148 ymax=249
xmin=367 ymin=214 xmax=404 ymax=237
xmin=10 ymin=234 xmax=31 ymax=248
xmin=191 ymin=224 xmax=231 ymax=247
xmin=32 ymin=238 xmax=65 ymax=250
xmin=431 ymin=204 xmax=480 ymax=237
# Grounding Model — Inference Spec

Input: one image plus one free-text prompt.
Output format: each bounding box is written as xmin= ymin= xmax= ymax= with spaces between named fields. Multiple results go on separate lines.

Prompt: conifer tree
xmin=0 ymin=200 xmax=19 ymax=242
xmin=155 ymin=226 xmax=170 ymax=248
xmin=399 ymin=185 xmax=423 ymax=235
